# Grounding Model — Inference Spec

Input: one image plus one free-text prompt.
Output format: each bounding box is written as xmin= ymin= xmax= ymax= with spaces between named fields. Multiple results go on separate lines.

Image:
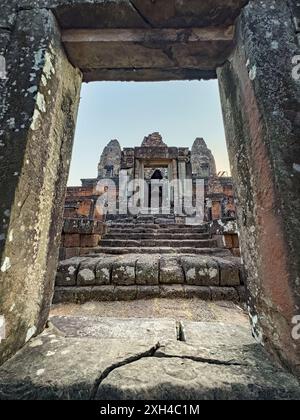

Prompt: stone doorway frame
xmin=0 ymin=1 xmax=299 ymax=377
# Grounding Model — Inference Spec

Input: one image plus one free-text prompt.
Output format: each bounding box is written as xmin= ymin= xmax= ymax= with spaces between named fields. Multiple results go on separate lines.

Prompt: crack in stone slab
xmin=90 ymin=342 xmax=161 ymax=400
xmin=129 ymin=1 xmax=153 ymax=28
xmin=176 ymin=321 xmax=186 ymax=342
xmin=93 ymin=345 xmax=246 ymax=399
xmin=153 ymin=353 xmax=245 ymax=367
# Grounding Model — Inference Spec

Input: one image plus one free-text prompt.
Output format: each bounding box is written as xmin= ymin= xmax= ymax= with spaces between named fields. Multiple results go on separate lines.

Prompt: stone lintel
xmin=62 ymin=27 xmax=235 ymax=81
xmin=62 ymin=27 xmax=235 ymax=43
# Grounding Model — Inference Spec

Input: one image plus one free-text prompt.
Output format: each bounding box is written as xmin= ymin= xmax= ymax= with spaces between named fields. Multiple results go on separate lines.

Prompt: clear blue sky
xmin=68 ymin=80 xmax=230 ymax=186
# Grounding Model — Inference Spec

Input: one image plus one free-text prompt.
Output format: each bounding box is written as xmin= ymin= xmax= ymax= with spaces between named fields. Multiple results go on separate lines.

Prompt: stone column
xmin=172 ymin=159 xmax=181 ymax=215
xmin=218 ymin=0 xmax=300 ymax=375
xmin=0 ymin=9 xmax=82 ymax=365
xmin=139 ymin=161 xmax=147 ymax=211
xmin=178 ymin=160 xmax=186 ymax=215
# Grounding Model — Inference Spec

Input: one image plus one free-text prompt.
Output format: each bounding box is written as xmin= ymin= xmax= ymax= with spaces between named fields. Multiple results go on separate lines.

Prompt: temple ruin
xmin=64 ymin=133 xmax=236 ymax=224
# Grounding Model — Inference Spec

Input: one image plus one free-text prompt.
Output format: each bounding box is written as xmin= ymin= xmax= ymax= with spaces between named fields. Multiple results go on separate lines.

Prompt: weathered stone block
xmin=160 ymin=284 xmax=185 ymax=299
xmin=63 ymin=218 xmax=105 ymax=235
xmin=80 ymin=234 xmax=101 ymax=248
xmin=56 ymin=257 xmax=82 ymax=287
xmin=0 ymin=1 xmax=17 ymax=29
xmin=181 ymin=256 xmax=219 ymax=286
xmin=90 ymin=286 xmax=116 ymax=302
xmin=65 ymin=247 xmax=80 ymax=259
xmin=111 ymin=256 xmax=137 ymax=286
xmin=53 ymin=287 xmax=93 ymax=305
xmin=63 ymin=233 xmax=80 ymax=248
xmin=184 ymin=286 xmax=212 ymax=300
xmin=114 ymin=286 xmax=138 ymax=301
xmin=136 ymin=255 xmax=159 ymax=285
xmin=232 ymin=234 xmax=239 ymax=249
xmin=95 ymin=256 xmax=119 ymax=285
xmin=137 ymin=286 xmax=160 ymax=300
xmin=210 ymin=287 xmax=239 ymax=302
xmin=160 ymin=257 xmax=184 ymax=284
xmin=79 ymin=248 xmax=96 ymax=256
xmin=214 ymin=258 xmax=241 ymax=287
xmin=77 ymin=259 xmax=97 ymax=286
xmin=223 ymin=234 xmax=233 ymax=249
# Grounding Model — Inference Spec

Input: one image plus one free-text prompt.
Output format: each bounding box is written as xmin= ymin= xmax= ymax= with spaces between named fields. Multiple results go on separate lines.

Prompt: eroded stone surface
xmin=50 ymin=316 xmax=177 ymax=343
xmin=98 ymin=139 xmax=121 ymax=178
xmin=191 ymin=138 xmax=217 ymax=177
xmin=0 ymin=318 xmax=299 ymax=400
xmin=218 ymin=0 xmax=300 ymax=375
xmin=96 ymin=356 xmax=300 ymax=400
xmin=0 ymin=326 xmax=159 ymax=400
xmin=0 ymin=8 xmax=82 ymax=366
xmin=181 ymin=321 xmax=254 ymax=347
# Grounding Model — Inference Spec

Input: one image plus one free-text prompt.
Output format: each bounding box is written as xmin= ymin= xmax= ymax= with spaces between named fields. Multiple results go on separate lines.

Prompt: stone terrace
xmin=55 ymin=214 xmax=245 ymax=303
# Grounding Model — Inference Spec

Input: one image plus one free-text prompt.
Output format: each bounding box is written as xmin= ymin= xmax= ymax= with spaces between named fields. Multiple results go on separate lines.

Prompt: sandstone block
xmin=136 ymin=255 xmax=159 ymax=285
xmin=56 ymin=257 xmax=82 ymax=287
xmin=63 ymin=233 xmax=80 ymax=248
xmin=214 ymin=257 xmax=241 ymax=287
xmin=65 ymin=248 xmax=80 ymax=259
xmin=111 ymin=256 xmax=137 ymax=286
xmin=137 ymin=286 xmax=160 ymax=300
xmin=53 ymin=286 xmax=93 ymax=305
xmin=223 ymin=234 xmax=233 ymax=249
xmin=160 ymin=257 xmax=184 ymax=284
xmin=77 ymin=259 xmax=98 ymax=286
xmin=210 ymin=287 xmax=239 ymax=302
xmin=114 ymin=286 xmax=138 ymax=301
xmin=181 ymin=256 xmax=219 ymax=286
xmin=160 ymin=284 xmax=185 ymax=299
xmin=95 ymin=256 xmax=119 ymax=285
xmin=80 ymin=234 xmax=101 ymax=248
xmin=184 ymin=286 xmax=211 ymax=300
xmin=232 ymin=234 xmax=240 ymax=249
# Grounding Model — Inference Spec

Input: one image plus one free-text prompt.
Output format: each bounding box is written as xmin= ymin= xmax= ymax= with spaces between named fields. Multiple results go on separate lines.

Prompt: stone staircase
xmin=55 ymin=214 xmax=245 ymax=303
xmin=96 ymin=214 xmax=227 ymax=255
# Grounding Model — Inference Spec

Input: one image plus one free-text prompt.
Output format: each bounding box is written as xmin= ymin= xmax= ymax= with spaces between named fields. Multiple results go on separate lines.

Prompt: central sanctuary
xmin=65 ymin=133 xmax=236 ymax=222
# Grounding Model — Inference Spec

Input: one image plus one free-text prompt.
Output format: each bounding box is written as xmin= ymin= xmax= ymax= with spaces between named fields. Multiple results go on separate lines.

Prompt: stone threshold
xmin=53 ymin=285 xmax=246 ymax=304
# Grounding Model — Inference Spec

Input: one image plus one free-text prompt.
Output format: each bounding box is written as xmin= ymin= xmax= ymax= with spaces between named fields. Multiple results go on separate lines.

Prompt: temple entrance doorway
xmin=148 ymin=169 xmax=164 ymax=214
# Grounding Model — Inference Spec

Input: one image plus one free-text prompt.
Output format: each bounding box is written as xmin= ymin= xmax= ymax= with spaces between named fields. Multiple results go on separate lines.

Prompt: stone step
xmin=56 ymin=253 xmax=243 ymax=290
xmin=104 ymin=233 xmax=211 ymax=240
xmin=108 ymin=227 xmax=209 ymax=234
xmin=53 ymin=285 xmax=246 ymax=304
xmin=108 ymin=223 xmax=208 ymax=231
xmin=108 ymin=216 xmax=176 ymax=224
xmin=99 ymin=239 xmax=218 ymax=248
xmin=88 ymin=247 xmax=231 ymax=256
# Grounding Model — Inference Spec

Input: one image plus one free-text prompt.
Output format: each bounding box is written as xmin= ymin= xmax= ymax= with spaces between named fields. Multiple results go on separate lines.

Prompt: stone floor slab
xmin=50 ymin=316 xmax=177 ymax=343
xmin=181 ymin=321 xmax=254 ymax=346
xmin=95 ymin=356 xmax=300 ymax=400
xmin=0 ymin=326 xmax=159 ymax=400
xmin=0 ymin=319 xmax=299 ymax=400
